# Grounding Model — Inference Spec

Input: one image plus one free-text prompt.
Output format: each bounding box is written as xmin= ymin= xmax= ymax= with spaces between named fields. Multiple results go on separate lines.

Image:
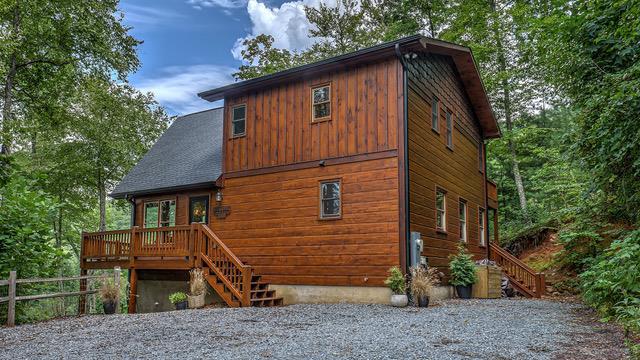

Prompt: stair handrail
xmin=197 ymin=224 xmax=252 ymax=306
xmin=489 ymin=242 xmax=545 ymax=298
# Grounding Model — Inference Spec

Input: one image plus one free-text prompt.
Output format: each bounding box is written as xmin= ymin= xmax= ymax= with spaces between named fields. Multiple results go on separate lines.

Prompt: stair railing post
xmin=7 ymin=270 xmax=16 ymax=327
xmin=242 ymin=267 xmax=252 ymax=307
xmin=536 ymin=273 xmax=545 ymax=298
xmin=195 ymin=223 xmax=202 ymax=267
xmin=189 ymin=222 xmax=196 ymax=267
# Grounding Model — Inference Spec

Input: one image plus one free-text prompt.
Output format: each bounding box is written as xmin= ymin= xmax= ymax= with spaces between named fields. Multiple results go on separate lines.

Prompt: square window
xmin=320 ymin=180 xmax=341 ymax=219
xmin=312 ymin=85 xmax=331 ymax=122
xmin=231 ymin=104 xmax=246 ymax=137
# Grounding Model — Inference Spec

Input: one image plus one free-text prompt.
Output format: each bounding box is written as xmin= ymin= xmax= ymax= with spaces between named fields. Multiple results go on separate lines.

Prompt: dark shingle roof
xmin=110 ymin=108 xmax=223 ymax=199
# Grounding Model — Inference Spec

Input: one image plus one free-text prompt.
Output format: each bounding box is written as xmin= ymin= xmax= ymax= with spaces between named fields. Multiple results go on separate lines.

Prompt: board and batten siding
xmin=222 ymin=58 xmax=403 ymax=173
xmin=212 ymin=157 xmax=400 ymax=287
xmin=406 ymin=53 xmax=488 ymax=278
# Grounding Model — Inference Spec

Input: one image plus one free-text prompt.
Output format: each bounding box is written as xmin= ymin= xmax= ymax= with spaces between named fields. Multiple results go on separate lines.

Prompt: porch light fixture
xmin=215 ymin=190 xmax=223 ymax=204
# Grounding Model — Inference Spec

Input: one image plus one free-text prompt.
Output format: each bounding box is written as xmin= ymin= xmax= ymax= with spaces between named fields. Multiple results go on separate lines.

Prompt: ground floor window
xmin=319 ymin=179 xmax=341 ymax=219
xmin=436 ymin=188 xmax=447 ymax=232
xmin=144 ymin=200 xmax=176 ymax=228
xmin=459 ymin=199 xmax=467 ymax=242
xmin=479 ymin=207 xmax=486 ymax=246
xmin=189 ymin=196 xmax=209 ymax=224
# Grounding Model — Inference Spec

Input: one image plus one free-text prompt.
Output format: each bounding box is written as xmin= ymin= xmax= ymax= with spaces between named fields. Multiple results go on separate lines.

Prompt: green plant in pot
xmin=410 ymin=266 xmax=441 ymax=307
xmin=385 ymin=266 xmax=408 ymax=307
xmin=169 ymin=292 xmax=188 ymax=310
xmin=99 ymin=281 xmax=119 ymax=314
xmin=449 ymin=244 xmax=477 ymax=299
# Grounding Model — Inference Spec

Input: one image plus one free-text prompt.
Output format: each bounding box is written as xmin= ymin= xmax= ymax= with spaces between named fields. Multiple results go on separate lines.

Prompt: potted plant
xmin=449 ymin=244 xmax=477 ymax=299
xmin=410 ymin=266 xmax=441 ymax=307
xmin=187 ymin=268 xmax=207 ymax=309
xmin=169 ymin=291 xmax=188 ymax=310
xmin=384 ymin=266 xmax=408 ymax=307
xmin=99 ymin=281 xmax=119 ymax=314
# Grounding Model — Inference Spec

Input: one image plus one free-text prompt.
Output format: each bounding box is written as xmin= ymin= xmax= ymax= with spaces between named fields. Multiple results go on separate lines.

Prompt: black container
xmin=418 ymin=295 xmax=430 ymax=307
xmin=103 ymin=300 xmax=117 ymax=314
xmin=175 ymin=301 xmax=188 ymax=310
xmin=455 ymin=285 xmax=473 ymax=299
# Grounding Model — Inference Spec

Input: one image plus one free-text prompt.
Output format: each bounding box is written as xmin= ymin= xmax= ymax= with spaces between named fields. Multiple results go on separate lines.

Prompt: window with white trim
xmin=459 ymin=200 xmax=467 ymax=242
xmin=446 ymin=111 xmax=453 ymax=148
xmin=479 ymin=208 xmax=486 ymax=246
xmin=431 ymin=96 xmax=439 ymax=131
xmin=311 ymin=84 xmax=331 ymax=122
xmin=231 ymin=104 xmax=246 ymax=137
xmin=320 ymin=180 xmax=341 ymax=219
xmin=436 ymin=188 xmax=446 ymax=231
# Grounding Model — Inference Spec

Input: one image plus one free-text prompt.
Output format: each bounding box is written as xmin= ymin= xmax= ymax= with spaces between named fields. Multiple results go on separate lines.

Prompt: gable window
xmin=431 ymin=96 xmax=439 ymax=131
xmin=436 ymin=188 xmax=446 ymax=232
xmin=231 ymin=104 xmax=246 ymax=137
xmin=319 ymin=179 xmax=341 ymax=219
xmin=446 ymin=111 xmax=453 ymax=149
xmin=144 ymin=200 xmax=176 ymax=228
xmin=479 ymin=208 xmax=486 ymax=246
xmin=478 ymin=142 xmax=484 ymax=173
xmin=459 ymin=199 xmax=467 ymax=242
xmin=311 ymin=84 xmax=331 ymax=122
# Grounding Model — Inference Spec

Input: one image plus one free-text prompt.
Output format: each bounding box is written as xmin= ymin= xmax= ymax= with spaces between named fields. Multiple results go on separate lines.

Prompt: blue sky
xmin=119 ymin=0 xmax=323 ymax=115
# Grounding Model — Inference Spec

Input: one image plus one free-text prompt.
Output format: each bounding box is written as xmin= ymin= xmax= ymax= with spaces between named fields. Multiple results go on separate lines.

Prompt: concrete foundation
xmin=268 ymin=285 xmax=391 ymax=305
xmin=135 ymin=270 xmax=222 ymax=313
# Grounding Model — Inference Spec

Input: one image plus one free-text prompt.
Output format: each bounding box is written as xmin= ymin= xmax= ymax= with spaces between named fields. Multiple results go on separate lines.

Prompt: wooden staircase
xmin=489 ymin=242 xmax=545 ymax=298
xmin=196 ymin=223 xmax=283 ymax=307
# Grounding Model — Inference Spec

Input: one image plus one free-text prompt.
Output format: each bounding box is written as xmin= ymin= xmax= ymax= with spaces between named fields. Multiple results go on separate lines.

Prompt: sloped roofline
xmin=199 ymin=35 xmax=500 ymax=139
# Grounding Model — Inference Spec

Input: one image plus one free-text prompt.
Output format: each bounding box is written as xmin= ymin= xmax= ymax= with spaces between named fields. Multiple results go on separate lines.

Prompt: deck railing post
xmin=7 ymin=270 xmax=16 ymax=327
xmin=78 ymin=269 xmax=87 ymax=315
xmin=114 ymin=267 xmax=121 ymax=313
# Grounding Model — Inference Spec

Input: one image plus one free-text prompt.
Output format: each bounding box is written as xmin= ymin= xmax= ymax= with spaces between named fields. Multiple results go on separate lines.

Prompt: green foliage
xmin=169 ymin=292 xmax=187 ymax=304
xmin=384 ymin=266 xmax=406 ymax=294
xmin=448 ymin=245 xmax=477 ymax=287
xmin=556 ymin=227 xmax=606 ymax=272
xmin=580 ymin=230 xmax=640 ymax=334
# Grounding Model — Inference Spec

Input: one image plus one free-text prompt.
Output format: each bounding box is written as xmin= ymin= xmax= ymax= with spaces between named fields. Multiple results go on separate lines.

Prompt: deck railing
xmin=489 ymin=242 xmax=545 ymax=298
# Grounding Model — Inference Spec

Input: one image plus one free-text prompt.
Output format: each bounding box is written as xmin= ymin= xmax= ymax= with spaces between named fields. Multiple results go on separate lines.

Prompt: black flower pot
xmin=418 ymin=295 xmax=430 ymax=307
xmin=103 ymin=300 xmax=117 ymax=314
xmin=455 ymin=285 xmax=473 ymax=299
xmin=175 ymin=301 xmax=188 ymax=310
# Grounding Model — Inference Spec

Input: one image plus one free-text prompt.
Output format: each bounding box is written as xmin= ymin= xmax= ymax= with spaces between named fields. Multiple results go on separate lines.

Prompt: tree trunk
xmin=490 ymin=0 xmax=531 ymax=224
xmin=1 ymin=6 xmax=21 ymax=155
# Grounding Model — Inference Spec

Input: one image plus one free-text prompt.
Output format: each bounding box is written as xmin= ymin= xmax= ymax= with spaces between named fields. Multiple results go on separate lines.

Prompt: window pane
xmin=432 ymin=97 xmax=438 ymax=130
xmin=190 ymin=197 xmax=208 ymax=224
xmin=436 ymin=191 xmax=445 ymax=210
xmin=446 ymin=113 xmax=453 ymax=147
xmin=459 ymin=202 xmax=466 ymax=221
xmin=436 ymin=211 xmax=444 ymax=229
xmin=233 ymin=106 xmax=245 ymax=120
xmin=314 ymin=103 xmax=330 ymax=119
xmin=144 ymin=203 xmax=158 ymax=228
xmin=313 ymin=86 xmax=329 ymax=103
xmin=322 ymin=182 xmax=339 ymax=199
xmin=322 ymin=199 xmax=340 ymax=216
xmin=160 ymin=200 xmax=176 ymax=227
xmin=233 ymin=118 xmax=245 ymax=135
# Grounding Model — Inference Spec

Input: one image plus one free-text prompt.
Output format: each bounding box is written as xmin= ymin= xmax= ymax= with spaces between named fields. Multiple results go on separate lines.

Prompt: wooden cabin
xmin=81 ymin=35 xmax=542 ymax=313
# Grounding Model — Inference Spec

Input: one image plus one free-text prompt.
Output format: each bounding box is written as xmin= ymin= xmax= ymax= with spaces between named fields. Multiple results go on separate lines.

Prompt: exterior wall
xmin=212 ymin=156 xmax=400 ymax=287
xmin=406 ymin=53 xmax=488 ymax=279
xmin=133 ymin=189 xmax=216 ymax=227
xmin=223 ymin=59 xmax=403 ymax=173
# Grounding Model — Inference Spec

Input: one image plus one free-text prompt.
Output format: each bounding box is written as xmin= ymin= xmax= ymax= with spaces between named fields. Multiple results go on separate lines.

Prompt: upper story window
xmin=144 ymin=200 xmax=176 ymax=228
xmin=231 ymin=104 xmax=246 ymax=137
xmin=478 ymin=142 xmax=484 ymax=173
xmin=431 ymin=96 xmax=439 ymax=132
xmin=311 ymin=84 xmax=331 ymax=122
xmin=446 ymin=111 xmax=453 ymax=149
xmin=436 ymin=188 xmax=446 ymax=232
xmin=319 ymin=179 xmax=341 ymax=219
xmin=459 ymin=199 xmax=467 ymax=242
xmin=479 ymin=207 xmax=486 ymax=246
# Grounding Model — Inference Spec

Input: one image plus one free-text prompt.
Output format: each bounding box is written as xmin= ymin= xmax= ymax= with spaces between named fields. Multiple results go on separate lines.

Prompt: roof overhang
xmin=199 ymin=35 xmax=500 ymax=139
xmin=109 ymin=181 xmax=218 ymax=200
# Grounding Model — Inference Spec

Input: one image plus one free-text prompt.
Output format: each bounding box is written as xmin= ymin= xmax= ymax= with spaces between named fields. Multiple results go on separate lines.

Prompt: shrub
xmin=557 ymin=228 xmax=605 ymax=272
xmin=449 ymin=245 xmax=477 ymax=287
xmin=169 ymin=292 xmax=187 ymax=304
xmin=409 ymin=266 xmax=440 ymax=299
xmin=580 ymin=230 xmax=640 ymax=335
xmin=384 ymin=266 xmax=406 ymax=295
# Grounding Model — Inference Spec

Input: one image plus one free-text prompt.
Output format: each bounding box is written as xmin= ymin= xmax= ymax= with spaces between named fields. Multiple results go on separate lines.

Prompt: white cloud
xmin=120 ymin=3 xmax=185 ymax=27
xmin=136 ymin=65 xmax=235 ymax=115
xmin=188 ymin=0 xmax=248 ymax=9
xmin=231 ymin=0 xmax=335 ymax=60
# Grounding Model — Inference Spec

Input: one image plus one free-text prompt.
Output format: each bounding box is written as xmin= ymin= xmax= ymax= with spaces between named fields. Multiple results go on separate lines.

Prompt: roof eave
xmin=109 ymin=181 xmax=219 ymax=199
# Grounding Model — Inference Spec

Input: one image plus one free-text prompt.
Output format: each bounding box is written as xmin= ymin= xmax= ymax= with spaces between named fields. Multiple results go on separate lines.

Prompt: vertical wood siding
xmin=212 ymin=157 xmax=400 ymax=287
xmin=406 ymin=53 xmax=487 ymax=277
xmin=223 ymin=59 xmax=402 ymax=173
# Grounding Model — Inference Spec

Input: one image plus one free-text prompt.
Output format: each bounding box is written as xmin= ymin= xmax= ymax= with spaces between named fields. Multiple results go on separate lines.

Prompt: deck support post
xmin=128 ymin=268 xmax=137 ymax=314
xmin=7 ymin=270 xmax=16 ymax=327
xmin=114 ymin=267 xmax=121 ymax=313
xmin=78 ymin=269 xmax=87 ymax=315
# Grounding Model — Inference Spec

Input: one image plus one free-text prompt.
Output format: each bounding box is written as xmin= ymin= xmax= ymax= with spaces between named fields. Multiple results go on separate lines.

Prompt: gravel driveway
xmin=0 ymin=299 xmax=627 ymax=360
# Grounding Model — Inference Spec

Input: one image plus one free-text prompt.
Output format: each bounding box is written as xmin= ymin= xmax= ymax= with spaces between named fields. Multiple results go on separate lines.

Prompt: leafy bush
xmin=169 ymin=292 xmax=187 ymax=304
xmin=556 ymin=228 xmax=605 ymax=272
xmin=384 ymin=266 xmax=406 ymax=295
xmin=449 ymin=245 xmax=477 ymax=287
xmin=580 ymin=230 xmax=640 ymax=335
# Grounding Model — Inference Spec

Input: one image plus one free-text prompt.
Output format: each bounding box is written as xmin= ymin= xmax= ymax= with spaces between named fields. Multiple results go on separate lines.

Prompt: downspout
xmin=395 ymin=43 xmax=411 ymax=274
